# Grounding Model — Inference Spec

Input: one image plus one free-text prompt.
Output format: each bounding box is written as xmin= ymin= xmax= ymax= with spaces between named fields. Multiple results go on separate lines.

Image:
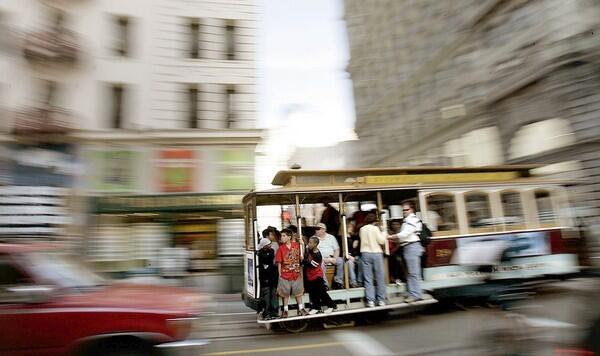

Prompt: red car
xmin=0 ymin=243 xmax=208 ymax=355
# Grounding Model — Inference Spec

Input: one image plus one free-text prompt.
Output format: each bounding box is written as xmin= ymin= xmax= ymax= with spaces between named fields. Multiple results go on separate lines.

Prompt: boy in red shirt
xmin=304 ymin=236 xmax=337 ymax=314
xmin=275 ymin=228 xmax=307 ymax=318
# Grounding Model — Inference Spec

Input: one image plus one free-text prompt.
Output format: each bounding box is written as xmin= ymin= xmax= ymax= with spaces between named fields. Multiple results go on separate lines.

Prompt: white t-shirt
xmin=317 ymin=233 xmax=339 ymax=258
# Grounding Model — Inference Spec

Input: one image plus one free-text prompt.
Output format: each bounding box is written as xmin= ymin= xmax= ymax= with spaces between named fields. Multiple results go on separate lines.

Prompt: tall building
xmin=0 ymin=0 xmax=260 ymax=289
xmin=344 ymin=0 xmax=600 ymax=256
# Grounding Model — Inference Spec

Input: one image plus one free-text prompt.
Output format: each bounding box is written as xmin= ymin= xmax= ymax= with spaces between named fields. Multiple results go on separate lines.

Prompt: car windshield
xmin=22 ymin=252 xmax=107 ymax=289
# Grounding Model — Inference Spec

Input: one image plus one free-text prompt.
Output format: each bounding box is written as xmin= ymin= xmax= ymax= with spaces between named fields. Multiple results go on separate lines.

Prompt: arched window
xmin=501 ymin=191 xmax=525 ymax=230
xmin=534 ymin=189 xmax=556 ymax=227
xmin=425 ymin=193 xmax=458 ymax=235
xmin=465 ymin=191 xmax=494 ymax=232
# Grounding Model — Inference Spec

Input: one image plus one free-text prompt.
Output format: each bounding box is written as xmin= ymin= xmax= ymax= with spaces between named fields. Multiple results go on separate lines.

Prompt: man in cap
xmin=315 ymin=222 xmax=349 ymax=289
xmin=257 ymin=237 xmax=278 ymax=319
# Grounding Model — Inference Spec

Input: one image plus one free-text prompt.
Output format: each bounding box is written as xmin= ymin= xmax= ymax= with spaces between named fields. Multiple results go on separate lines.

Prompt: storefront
xmin=90 ymin=192 xmax=246 ymax=275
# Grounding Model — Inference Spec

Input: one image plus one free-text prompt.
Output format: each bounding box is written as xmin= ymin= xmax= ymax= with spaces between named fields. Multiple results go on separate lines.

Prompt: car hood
xmin=56 ymin=283 xmax=204 ymax=315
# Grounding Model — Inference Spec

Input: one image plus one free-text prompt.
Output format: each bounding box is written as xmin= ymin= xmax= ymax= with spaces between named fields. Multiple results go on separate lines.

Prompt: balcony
xmin=22 ymin=28 xmax=78 ymax=64
xmin=13 ymin=106 xmax=73 ymax=137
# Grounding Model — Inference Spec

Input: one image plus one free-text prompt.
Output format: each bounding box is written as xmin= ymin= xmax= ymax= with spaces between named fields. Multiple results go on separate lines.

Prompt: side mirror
xmin=5 ymin=285 xmax=56 ymax=304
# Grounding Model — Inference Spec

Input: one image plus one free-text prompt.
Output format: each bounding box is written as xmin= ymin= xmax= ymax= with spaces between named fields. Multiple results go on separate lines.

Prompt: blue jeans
xmin=361 ymin=252 xmax=386 ymax=302
xmin=403 ymin=242 xmax=424 ymax=299
xmin=348 ymin=256 xmax=361 ymax=285
xmin=321 ymin=257 xmax=345 ymax=286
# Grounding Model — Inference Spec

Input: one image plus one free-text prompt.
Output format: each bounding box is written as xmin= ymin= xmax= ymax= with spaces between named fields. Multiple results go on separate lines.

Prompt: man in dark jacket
xmin=257 ymin=237 xmax=278 ymax=319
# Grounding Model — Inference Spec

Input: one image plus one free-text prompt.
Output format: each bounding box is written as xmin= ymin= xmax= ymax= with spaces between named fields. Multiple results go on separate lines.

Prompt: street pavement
xmin=194 ymin=278 xmax=598 ymax=355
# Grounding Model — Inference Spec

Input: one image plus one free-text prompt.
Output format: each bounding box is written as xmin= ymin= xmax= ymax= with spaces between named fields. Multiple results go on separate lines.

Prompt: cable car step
xmin=257 ymin=296 xmax=437 ymax=324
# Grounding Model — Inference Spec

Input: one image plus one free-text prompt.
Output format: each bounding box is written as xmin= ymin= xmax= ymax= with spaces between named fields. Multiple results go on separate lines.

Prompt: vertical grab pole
xmin=295 ymin=194 xmax=304 ymax=260
xmin=339 ymin=194 xmax=350 ymax=296
xmin=377 ymin=191 xmax=390 ymax=285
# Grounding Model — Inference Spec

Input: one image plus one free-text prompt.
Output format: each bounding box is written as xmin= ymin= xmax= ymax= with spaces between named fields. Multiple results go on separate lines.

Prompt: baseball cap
xmin=316 ymin=223 xmax=326 ymax=230
xmin=257 ymin=238 xmax=272 ymax=250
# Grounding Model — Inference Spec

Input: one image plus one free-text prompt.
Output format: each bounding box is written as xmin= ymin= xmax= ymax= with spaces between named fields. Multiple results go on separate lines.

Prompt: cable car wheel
xmin=356 ymin=310 xmax=389 ymax=325
xmin=278 ymin=319 xmax=310 ymax=333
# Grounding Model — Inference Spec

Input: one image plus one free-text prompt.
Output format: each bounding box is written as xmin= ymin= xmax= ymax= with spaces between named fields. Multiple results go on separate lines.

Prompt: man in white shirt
xmin=315 ymin=223 xmax=347 ymax=289
xmin=388 ymin=201 xmax=424 ymax=302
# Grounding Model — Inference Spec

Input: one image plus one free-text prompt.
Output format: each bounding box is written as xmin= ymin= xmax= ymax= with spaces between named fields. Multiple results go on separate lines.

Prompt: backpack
xmin=417 ymin=220 xmax=432 ymax=247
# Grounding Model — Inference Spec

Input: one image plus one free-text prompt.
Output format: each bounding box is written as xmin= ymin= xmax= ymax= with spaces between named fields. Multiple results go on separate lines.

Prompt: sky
xmin=257 ymin=0 xmax=357 ymax=148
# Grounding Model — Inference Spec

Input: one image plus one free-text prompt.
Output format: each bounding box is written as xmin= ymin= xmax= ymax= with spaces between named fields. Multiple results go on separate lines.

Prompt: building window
xmin=188 ymin=85 xmax=199 ymax=128
xmin=111 ymin=85 xmax=124 ymax=129
xmin=114 ymin=16 xmax=130 ymax=57
xmin=225 ymin=86 xmax=235 ymax=128
xmin=189 ymin=18 xmax=200 ymax=59
xmin=225 ymin=20 xmax=235 ymax=60
xmin=44 ymin=80 xmax=57 ymax=106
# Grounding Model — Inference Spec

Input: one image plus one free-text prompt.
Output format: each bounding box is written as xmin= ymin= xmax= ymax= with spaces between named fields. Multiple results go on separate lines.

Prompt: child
xmin=275 ymin=228 xmax=307 ymax=318
xmin=257 ymin=237 xmax=278 ymax=319
xmin=304 ymin=236 xmax=337 ymax=314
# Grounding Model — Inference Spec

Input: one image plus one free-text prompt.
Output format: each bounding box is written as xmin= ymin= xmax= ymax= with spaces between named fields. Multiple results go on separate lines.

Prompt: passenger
xmin=320 ymin=203 xmax=341 ymax=242
xmin=314 ymin=223 xmax=345 ymax=290
xmin=275 ymin=228 xmax=308 ymax=318
xmin=288 ymin=224 xmax=302 ymax=243
xmin=388 ymin=220 xmax=407 ymax=285
xmin=346 ymin=220 xmax=361 ymax=288
xmin=256 ymin=238 xmax=279 ymax=320
xmin=388 ymin=201 xmax=424 ymax=303
xmin=262 ymin=227 xmax=279 ymax=255
xmin=359 ymin=213 xmax=387 ymax=307
xmin=304 ymin=236 xmax=337 ymax=314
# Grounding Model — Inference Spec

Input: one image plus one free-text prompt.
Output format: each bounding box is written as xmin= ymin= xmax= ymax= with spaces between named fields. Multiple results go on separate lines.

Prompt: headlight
xmin=166 ymin=317 xmax=196 ymax=340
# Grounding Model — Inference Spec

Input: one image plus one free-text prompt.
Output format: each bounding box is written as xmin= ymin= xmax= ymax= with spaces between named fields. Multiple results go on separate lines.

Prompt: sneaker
xmin=298 ymin=309 xmax=308 ymax=316
xmin=350 ymin=282 xmax=359 ymax=288
xmin=332 ymin=282 xmax=344 ymax=290
xmin=377 ymin=300 xmax=386 ymax=307
xmin=366 ymin=301 xmax=375 ymax=308
xmin=404 ymin=296 xmax=421 ymax=303
xmin=395 ymin=279 xmax=403 ymax=286
xmin=308 ymin=309 xmax=319 ymax=315
xmin=281 ymin=310 xmax=288 ymax=318
xmin=324 ymin=307 xmax=334 ymax=314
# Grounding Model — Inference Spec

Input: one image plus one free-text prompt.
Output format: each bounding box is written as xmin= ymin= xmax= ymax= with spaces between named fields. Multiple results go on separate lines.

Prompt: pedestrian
xmin=388 ymin=201 xmax=424 ymax=303
xmin=304 ymin=236 xmax=337 ymax=314
xmin=256 ymin=237 xmax=279 ymax=319
xmin=275 ymin=228 xmax=308 ymax=318
xmin=359 ymin=213 xmax=387 ymax=307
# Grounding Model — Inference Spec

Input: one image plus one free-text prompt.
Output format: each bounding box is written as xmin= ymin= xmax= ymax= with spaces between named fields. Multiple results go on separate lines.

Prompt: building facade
xmin=0 ymin=0 xmax=260 ymax=289
xmin=344 ymin=0 xmax=600 ymax=257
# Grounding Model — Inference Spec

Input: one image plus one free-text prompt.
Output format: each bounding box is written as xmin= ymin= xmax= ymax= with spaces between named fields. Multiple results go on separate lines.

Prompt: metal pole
xmin=339 ymin=193 xmax=350 ymax=292
xmin=377 ymin=191 xmax=390 ymax=285
xmin=295 ymin=194 xmax=304 ymax=260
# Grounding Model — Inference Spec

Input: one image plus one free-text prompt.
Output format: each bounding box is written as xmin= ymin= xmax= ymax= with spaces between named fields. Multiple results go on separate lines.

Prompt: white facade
xmin=0 ymin=0 xmax=258 ymax=133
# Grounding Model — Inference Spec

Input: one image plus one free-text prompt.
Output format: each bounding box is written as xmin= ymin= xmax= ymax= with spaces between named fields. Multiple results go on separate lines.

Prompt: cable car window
xmin=535 ymin=190 xmax=556 ymax=227
xmin=501 ymin=191 xmax=525 ymax=230
xmin=425 ymin=193 xmax=458 ymax=236
xmin=465 ymin=191 xmax=495 ymax=232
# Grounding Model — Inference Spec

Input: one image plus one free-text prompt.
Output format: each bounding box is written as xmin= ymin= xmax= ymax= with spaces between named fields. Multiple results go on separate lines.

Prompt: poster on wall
xmin=217 ymin=149 xmax=254 ymax=191
xmin=157 ymin=149 xmax=196 ymax=193
xmin=245 ymin=251 xmax=255 ymax=298
xmin=89 ymin=150 xmax=140 ymax=192
xmin=452 ymin=231 xmax=550 ymax=266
